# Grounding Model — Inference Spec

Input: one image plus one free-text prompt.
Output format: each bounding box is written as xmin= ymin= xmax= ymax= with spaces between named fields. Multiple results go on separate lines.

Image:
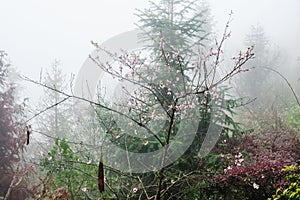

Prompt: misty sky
xmin=0 ymin=0 xmax=299 ymax=100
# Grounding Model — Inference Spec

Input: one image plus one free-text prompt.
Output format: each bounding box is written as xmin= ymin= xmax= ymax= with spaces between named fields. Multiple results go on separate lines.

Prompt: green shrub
xmin=286 ymin=106 xmax=300 ymax=132
xmin=269 ymin=165 xmax=300 ymax=200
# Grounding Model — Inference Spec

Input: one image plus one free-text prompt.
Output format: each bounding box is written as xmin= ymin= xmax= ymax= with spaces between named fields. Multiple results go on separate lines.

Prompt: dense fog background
xmin=0 ymin=0 xmax=299 ymax=101
xmin=1 ymin=1 xmax=300 ymax=199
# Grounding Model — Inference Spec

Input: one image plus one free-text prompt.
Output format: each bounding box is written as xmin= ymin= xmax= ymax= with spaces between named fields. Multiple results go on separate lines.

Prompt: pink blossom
xmin=187 ymin=101 xmax=195 ymax=109
xmin=40 ymin=151 xmax=45 ymax=157
xmin=142 ymin=141 xmax=149 ymax=146
xmin=253 ymin=183 xmax=259 ymax=189
xmin=224 ymin=166 xmax=231 ymax=172
xmin=81 ymin=187 xmax=88 ymax=192
xmin=112 ymin=133 xmax=120 ymax=139
xmin=159 ymin=37 xmax=164 ymax=48
xmin=235 ymin=152 xmax=242 ymax=158
xmin=132 ymin=187 xmax=138 ymax=193
xmin=86 ymin=160 xmax=92 ymax=165
xmin=151 ymin=110 xmax=157 ymax=120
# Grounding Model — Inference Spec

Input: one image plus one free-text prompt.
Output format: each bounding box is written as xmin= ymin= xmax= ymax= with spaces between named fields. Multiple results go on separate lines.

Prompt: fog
xmin=1 ymin=1 xmax=300 ymax=198
xmin=0 ymin=0 xmax=299 ymax=100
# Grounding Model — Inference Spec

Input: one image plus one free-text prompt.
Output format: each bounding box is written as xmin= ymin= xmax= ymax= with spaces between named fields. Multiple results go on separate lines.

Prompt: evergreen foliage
xmin=135 ymin=0 xmax=210 ymax=55
xmin=36 ymin=61 xmax=74 ymax=139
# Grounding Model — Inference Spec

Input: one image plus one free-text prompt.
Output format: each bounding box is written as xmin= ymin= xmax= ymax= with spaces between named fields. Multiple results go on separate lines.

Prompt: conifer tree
xmin=36 ymin=61 xmax=73 ymax=139
xmin=135 ymin=0 xmax=216 ymax=171
xmin=236 ymin=24 xmax=285 ymax=129
xmin=135 ymin=0 xmax=211 ymax=55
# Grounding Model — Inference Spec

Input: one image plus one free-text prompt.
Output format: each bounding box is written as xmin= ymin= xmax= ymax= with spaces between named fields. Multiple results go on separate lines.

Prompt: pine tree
xmin=236 ymin=24 xmax=284 ymax=129
xmin=239 ymin=24 xmax=284 ymax=97
xmin=135 ymin=0 xmax=211 ymax=55
xmin=135 ymin=0 xmax=215 ymax=169
xmin=36 ymin=60 xmax=73 ymax=139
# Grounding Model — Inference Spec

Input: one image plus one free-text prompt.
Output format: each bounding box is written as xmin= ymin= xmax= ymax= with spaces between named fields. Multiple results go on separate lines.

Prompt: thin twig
xmin=22 ymin=76 xmax=164 ymax=146
xmin=261 ymin=66 xmax=300 ymax=107
xmin=23 ymin=97 xmax=70 ymax=125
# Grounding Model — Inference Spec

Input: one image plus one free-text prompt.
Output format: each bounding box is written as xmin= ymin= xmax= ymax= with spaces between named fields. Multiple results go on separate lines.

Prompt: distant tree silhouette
xmin=36 ymin=60 xmax=74 ymax=139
